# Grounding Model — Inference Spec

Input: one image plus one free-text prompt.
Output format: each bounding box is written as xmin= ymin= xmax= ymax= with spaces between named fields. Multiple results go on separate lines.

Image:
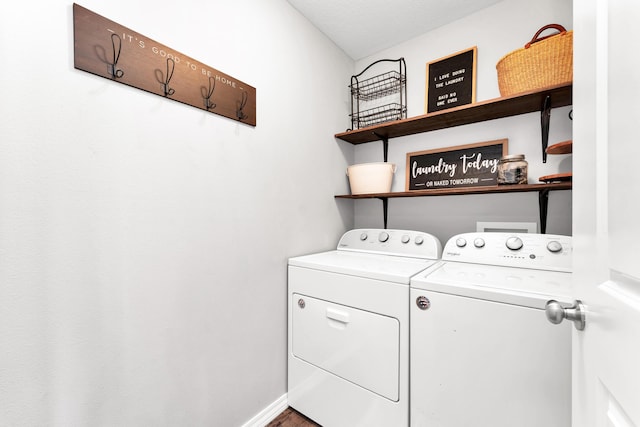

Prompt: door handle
xmin=326 ymin=308 xmax=350 ymax=324
xmin=545 ymin=299 xmax=586 ymax=331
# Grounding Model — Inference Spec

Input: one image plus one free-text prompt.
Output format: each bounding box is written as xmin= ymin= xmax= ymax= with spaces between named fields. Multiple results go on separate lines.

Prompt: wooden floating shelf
xmin=335 ymin=83 xmax=572 ymax=144
xmin=335 ymin=182 xmax=572 ymax=199
xmin=539 ymin=173 xmax=572 ymax=183
xmin=546 ymin=140 xmax=573 ymax=155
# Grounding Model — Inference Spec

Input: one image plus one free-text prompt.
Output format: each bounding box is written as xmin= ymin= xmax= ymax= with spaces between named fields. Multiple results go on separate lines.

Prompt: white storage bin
xmin=347 ymin=162 xmax=396 ymax=195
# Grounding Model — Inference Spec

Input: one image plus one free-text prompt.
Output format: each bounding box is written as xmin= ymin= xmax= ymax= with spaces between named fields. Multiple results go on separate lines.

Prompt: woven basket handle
xmin=525 ymin=24 xmax=567 ymax=49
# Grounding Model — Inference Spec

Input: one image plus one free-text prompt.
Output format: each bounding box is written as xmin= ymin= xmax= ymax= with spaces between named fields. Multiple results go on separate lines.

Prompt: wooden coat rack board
xmin=73 ymin=3 xmax=257 ymax=126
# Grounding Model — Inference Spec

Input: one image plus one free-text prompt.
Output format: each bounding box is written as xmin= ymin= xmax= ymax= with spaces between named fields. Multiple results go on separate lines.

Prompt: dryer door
xmin=292 ymin=293 xmax=400 ymax=401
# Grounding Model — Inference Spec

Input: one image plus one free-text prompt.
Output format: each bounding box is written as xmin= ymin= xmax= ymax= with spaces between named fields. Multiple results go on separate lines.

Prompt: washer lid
xmin=411 ymin=261 xmax=572 ymax=308
xmin=289 ymin=250 xmax=440 ymax=284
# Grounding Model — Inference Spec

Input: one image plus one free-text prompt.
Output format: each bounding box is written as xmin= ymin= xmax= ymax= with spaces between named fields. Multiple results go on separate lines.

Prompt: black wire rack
xmin=350 ymin=103 xmax=407 ymax=129
xmin=349 ymin=58 xmax=407 ymax=130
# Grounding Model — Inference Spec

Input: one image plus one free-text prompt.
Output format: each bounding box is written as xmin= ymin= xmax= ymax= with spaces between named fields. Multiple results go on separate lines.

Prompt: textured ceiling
xmin=286 ymin=0 xmax=503 ymax=60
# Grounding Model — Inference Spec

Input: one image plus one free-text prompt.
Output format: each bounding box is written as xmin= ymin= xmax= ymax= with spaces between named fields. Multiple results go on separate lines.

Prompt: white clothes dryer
xmin=410 ymin=232 xmax=573 ymax=427
xmin=288 ymin=229 xmax=442 ymax=427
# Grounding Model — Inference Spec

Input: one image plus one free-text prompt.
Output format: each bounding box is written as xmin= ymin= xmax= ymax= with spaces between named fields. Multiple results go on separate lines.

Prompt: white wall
xmin=0 ymin=1 xmax=353 ymax=426
xmin=352 ymin=0 xmax=573 ymax=244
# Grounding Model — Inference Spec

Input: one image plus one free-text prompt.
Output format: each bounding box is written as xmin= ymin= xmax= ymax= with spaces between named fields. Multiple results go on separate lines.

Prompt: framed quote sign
xmin=425 ymin=47 xmax=477 ymax=113
xmin=406 ymin=139 xmax=508 ymax=191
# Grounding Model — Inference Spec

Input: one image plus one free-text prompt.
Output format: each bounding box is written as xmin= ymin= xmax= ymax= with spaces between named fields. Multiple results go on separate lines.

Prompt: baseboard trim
xmin=241 ymin=393 xmax=288 ymax=427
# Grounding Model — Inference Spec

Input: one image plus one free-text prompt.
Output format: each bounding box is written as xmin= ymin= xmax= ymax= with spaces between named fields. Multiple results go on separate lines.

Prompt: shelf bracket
xmin=373 ymin=132 xmax=389 ymax=162
xmin=377 ymin=197 xmax=389 ymax=229
xmin=541 ymin=95 xmax=551 ymax=163
xmin=539 ymin=189 xmax=550 ymax=234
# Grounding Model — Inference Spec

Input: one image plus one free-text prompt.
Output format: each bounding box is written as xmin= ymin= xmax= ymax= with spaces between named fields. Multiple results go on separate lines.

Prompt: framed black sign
xmin=425 ymin=47 xmax=477 ymax=113
xmin=406 ymin=139 xmax=508 ymax=191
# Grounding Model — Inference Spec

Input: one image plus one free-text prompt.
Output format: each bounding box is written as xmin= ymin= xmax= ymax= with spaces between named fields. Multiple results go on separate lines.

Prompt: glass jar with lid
xmin=497 ymin=154 xmax=528 ymax=184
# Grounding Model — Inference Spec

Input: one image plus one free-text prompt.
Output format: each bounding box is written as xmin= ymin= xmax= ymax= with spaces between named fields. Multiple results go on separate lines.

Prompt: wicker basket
xmin=496 ymin=24 xmax=573 ymax=97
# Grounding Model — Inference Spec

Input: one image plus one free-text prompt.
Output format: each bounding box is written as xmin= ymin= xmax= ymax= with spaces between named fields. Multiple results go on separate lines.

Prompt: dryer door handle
xmin=326 ymin=308 xmax=350 ymax=324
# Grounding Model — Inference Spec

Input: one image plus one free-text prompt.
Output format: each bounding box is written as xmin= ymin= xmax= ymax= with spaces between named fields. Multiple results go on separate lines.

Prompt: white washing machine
xmin=288 ymin=229 xmax=442 ymax=427
xmin=410 ymin=232 xmax=573 ymax=427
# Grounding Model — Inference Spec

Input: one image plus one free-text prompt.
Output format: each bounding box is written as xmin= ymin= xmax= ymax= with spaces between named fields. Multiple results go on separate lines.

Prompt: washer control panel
xmin=338 ymin=229 xmax=442 ymax=259
xmin=443 ymin=232 xmax=572 ymax=272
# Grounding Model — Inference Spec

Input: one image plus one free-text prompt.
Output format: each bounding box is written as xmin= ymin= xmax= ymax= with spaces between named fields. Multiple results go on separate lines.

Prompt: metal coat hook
xmin=155 ymin=58 xmax=176 ymax=97
xmin=202 ymin=77 xmax=216 ymax=110
xmin=236 ymin=90 xmax=248 ymax=120
xmin=107 ymin=33 xmax=124 ymax=79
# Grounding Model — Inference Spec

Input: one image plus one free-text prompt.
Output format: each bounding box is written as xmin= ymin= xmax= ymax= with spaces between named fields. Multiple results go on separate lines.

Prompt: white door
xmin=572 ymin=1 xmax=640 ymax=426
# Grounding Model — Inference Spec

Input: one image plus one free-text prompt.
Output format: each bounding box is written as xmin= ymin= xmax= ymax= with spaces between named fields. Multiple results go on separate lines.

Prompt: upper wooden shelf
xmin=335 ymin=83 xmax=573 ymax=144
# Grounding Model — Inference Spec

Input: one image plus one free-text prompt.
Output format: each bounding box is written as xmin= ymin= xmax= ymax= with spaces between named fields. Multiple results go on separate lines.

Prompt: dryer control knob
xmin=414 ymin=236 xmax=424 ymax=245
xmin=401 ymin=235 xmax=411 ymax=244
xmin=378 ymin=231 xmax=390 ymax=242
xmin=474 ymin=238 xmax=485 ymax=248
xmin=547 ymin=241 xmax=563 ymax=253
xmin=360 ymin=232 xmax=368 ymax=241
xmin=456 ymin=237 xmax=467 ymax=248
xmin=506 ymin=236 xmax=524 ymax=251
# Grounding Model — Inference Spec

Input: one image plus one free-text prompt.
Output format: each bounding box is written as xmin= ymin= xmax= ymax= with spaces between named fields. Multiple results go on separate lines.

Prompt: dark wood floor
xmin=267 ymin=407 xmax=321 ymax=427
